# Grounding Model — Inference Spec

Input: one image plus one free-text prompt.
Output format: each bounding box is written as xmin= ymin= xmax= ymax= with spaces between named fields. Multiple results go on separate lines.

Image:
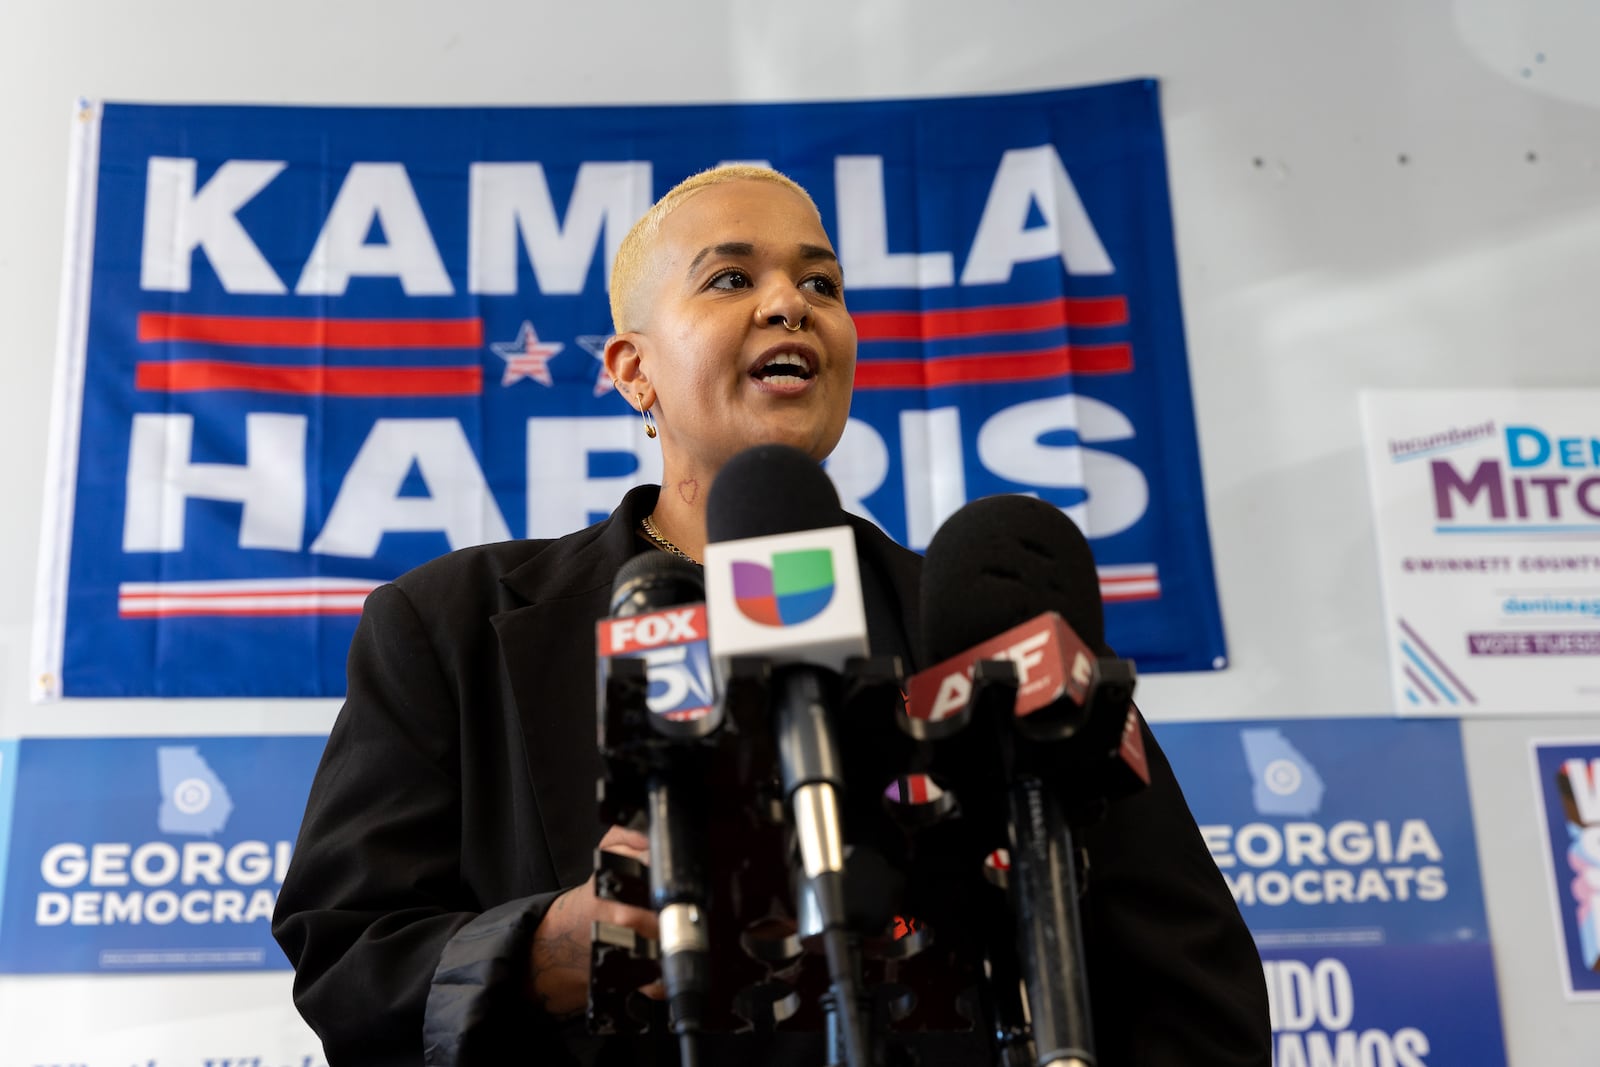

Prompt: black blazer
xmin=272 ymin=485 xmax=1269 ymax=1066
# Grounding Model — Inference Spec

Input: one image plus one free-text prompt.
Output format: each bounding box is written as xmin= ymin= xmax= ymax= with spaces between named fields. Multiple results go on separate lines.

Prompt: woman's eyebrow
xmin=685 ymin=242 xmax=755 ymax=278
xmin=802 ymin=244 xmax=844 ymax=285
xmin=684 ymin=241 xmax=840 ymax=280
xmin=798 ymin=244 xmax=839 ymax=265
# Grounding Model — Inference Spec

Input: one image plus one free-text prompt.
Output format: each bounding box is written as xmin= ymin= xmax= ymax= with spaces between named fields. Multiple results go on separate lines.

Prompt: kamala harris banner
xmin=1160 ymin=717 xmax=1508 ymax=1066
xmin=34 ymin=83 xmax=1225 ymax=698
xmin=0 ymin=735 xmax=322 ymax=973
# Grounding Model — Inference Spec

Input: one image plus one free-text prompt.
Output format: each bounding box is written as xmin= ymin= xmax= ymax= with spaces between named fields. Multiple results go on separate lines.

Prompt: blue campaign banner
xmin=0 ymin=740 xmax=16 ymax=940
xmin=1159 ymin=716 xmax=1492 ymax=945
xmin=1261 ymin=943 xmax=1505 ymax=1067
xmin=1159 ymin=717 xmax=1508 ymax=1064
xmin=35 ymin=82 xmax=1225 ymax=697
xmin=0 ymin=736 xmax=323 ymax=973
xmin=1531 ymin=740 xmax=1600 ymax=998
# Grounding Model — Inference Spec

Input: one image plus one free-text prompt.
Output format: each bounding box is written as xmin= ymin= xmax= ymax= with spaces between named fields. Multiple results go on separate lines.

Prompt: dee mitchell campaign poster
xmin=1361 ymin=389 xmax=1600 ymax=715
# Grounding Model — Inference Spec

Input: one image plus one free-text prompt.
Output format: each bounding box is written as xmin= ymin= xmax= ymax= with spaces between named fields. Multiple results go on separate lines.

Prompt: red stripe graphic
xmin=136 ymin=361 xmax=482 ymax=397
xmin=1102 ymin=587 xmax=1161 ymax=603
xmin=853 ymin=296 xmax=1127 ymax=342
xmin=138 ymin=313 xmax=484 ymax=349
xmin=854 ymin=344 xmax=1132 ymax=389
xmin=119 ymin=605 xmax=367 ymax=619
xmin=1098 ymin=565 xmax=1160 ymax=603
xmin=118 ymin=588 xmax=363 ymax=601
xmin=118 ymin=578 xmax=378 ymax=619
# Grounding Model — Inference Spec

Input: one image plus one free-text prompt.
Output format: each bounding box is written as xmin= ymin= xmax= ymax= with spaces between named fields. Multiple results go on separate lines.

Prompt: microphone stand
xmin=1006 ymin=654 xmax=1138 ymax=1067
xmin=910 ymin=651 xmax=1138 ymax=1067
xmin=596 ymin=654 xmax=714 ymax=1064
xmin=1007 ymin=777 xmax=1092 ymax=1067
xmin=772 ymin=665 xmax=874 ymax=1067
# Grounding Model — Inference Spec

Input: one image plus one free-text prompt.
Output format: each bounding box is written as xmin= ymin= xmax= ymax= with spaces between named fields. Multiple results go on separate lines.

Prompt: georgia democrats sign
xmin=35 ymin=83 xmax=1225 ymax=697
xmin=1161 ymin=717 xmax=1508 ymax=1066
xmin=0 ymin=736 xmax=322 ymax=973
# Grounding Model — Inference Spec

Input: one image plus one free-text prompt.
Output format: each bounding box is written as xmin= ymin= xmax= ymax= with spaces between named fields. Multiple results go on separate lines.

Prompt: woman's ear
xmin=604 ymin=333 xmax=654 ymax=411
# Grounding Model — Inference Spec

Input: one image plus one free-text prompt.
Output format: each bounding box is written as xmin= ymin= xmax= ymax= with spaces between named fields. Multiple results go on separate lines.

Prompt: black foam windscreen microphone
xmin=703 ymin=443 xmax=872 ymax=1067
xmin=914 ymin=493 xmax=1146 ymax=799
xmin=703 ymin=446 xmax=856 ymax=865
xmin=918 ymin=495 xmax=1125 ymax=1067
xmin=705 ymin=443 xmax=848 ymax=541
xmin=921 ymin=494 xmax=1107 ymax=663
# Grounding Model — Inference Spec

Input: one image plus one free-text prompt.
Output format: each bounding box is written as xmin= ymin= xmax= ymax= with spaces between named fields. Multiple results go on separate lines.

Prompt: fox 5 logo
xmin=642 ymin=640 xmax=715 ymax=723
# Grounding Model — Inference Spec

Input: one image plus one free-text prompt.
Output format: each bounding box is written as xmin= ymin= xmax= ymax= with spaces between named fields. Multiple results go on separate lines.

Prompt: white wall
xmin=1 ymin=0 xmax=1597 ymax=1063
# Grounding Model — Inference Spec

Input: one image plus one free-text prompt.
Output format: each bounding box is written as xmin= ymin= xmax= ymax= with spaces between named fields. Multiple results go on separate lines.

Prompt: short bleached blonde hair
xmin=609 ymin=165 xmax=821 ymax=334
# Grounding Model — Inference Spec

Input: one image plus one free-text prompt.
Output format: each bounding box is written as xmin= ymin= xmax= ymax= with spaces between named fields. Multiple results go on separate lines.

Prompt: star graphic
xmin=576 ymin=334 xmax=617 ymax=397
xmin=490 ymin=321 xmax=563 ymax=387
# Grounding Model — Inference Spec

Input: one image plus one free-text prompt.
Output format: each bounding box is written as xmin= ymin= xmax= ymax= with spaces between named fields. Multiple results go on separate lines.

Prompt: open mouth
xmin=752 ymin=351 xmax=815 ymax=382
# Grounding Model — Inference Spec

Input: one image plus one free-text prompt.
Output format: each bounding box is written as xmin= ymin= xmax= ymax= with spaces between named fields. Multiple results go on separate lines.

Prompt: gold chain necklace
xmin=640 ymin=514 xmax=700 ymax=565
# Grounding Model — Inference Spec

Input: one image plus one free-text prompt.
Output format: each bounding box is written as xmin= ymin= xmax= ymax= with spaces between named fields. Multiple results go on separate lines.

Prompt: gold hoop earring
xmin=641 ymin=405 xmax=657 ymax=439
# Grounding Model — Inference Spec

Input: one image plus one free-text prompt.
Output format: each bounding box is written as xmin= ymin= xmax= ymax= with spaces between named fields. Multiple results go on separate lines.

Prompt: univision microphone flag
xmin=704 ymin=526 xmax=868 ymax=676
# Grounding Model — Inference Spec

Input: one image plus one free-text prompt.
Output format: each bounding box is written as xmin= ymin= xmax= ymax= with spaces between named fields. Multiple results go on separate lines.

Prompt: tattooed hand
xmin=527 ymin=825 xmax=662 ymax=1017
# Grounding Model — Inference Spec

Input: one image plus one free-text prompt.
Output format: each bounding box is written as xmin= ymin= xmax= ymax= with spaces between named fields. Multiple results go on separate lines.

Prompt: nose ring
xmin=780 ymin=305 xmax=811 ymax=332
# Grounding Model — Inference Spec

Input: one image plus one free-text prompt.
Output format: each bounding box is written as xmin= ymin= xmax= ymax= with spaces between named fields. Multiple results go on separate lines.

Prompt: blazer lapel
xmin=850 ymin=514 xmax=925 ymax=668
xmin=491 ymin=485 xmax=660 ymax=888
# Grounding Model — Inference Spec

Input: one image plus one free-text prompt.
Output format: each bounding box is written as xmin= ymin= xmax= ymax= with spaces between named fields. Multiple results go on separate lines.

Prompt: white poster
xmin=1361 ymin=389 xmax=1600 ymax=714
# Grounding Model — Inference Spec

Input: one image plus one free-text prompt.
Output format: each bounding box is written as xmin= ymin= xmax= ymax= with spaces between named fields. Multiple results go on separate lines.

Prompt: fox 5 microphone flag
xmin=35 ymin=83 xmax=1226 ymax=697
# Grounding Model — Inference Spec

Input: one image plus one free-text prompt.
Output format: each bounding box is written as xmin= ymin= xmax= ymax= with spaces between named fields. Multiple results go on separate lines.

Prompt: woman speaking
xmin=272 ymin=166 xmax=1269 ymax=1066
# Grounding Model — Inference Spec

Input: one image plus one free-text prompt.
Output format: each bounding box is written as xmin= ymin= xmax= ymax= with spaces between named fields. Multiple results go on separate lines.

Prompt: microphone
xmin=916 ymin=494 xmax=1149 ymax=1067
xmin=913 ymin=495 xmax=1147 ymax=808
xmin=602 ymin=552 xmax=718 ymax=735
xmin=904 ymin=608 xmax=1148 ymax=808
xmin=702 ymin=444 xmax=873 ymax=1067
xmin=597 ymin=550 xmax=714 ymax=1051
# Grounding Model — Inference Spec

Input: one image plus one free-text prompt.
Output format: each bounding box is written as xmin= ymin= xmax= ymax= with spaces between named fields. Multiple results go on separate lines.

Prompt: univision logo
xmin=730 ymin=549 xmax=835 ymax=626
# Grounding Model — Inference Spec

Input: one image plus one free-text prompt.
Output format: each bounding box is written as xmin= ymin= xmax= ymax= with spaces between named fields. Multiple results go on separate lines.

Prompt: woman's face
xmin=616 ymin=179 xmax=857 ymax=482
